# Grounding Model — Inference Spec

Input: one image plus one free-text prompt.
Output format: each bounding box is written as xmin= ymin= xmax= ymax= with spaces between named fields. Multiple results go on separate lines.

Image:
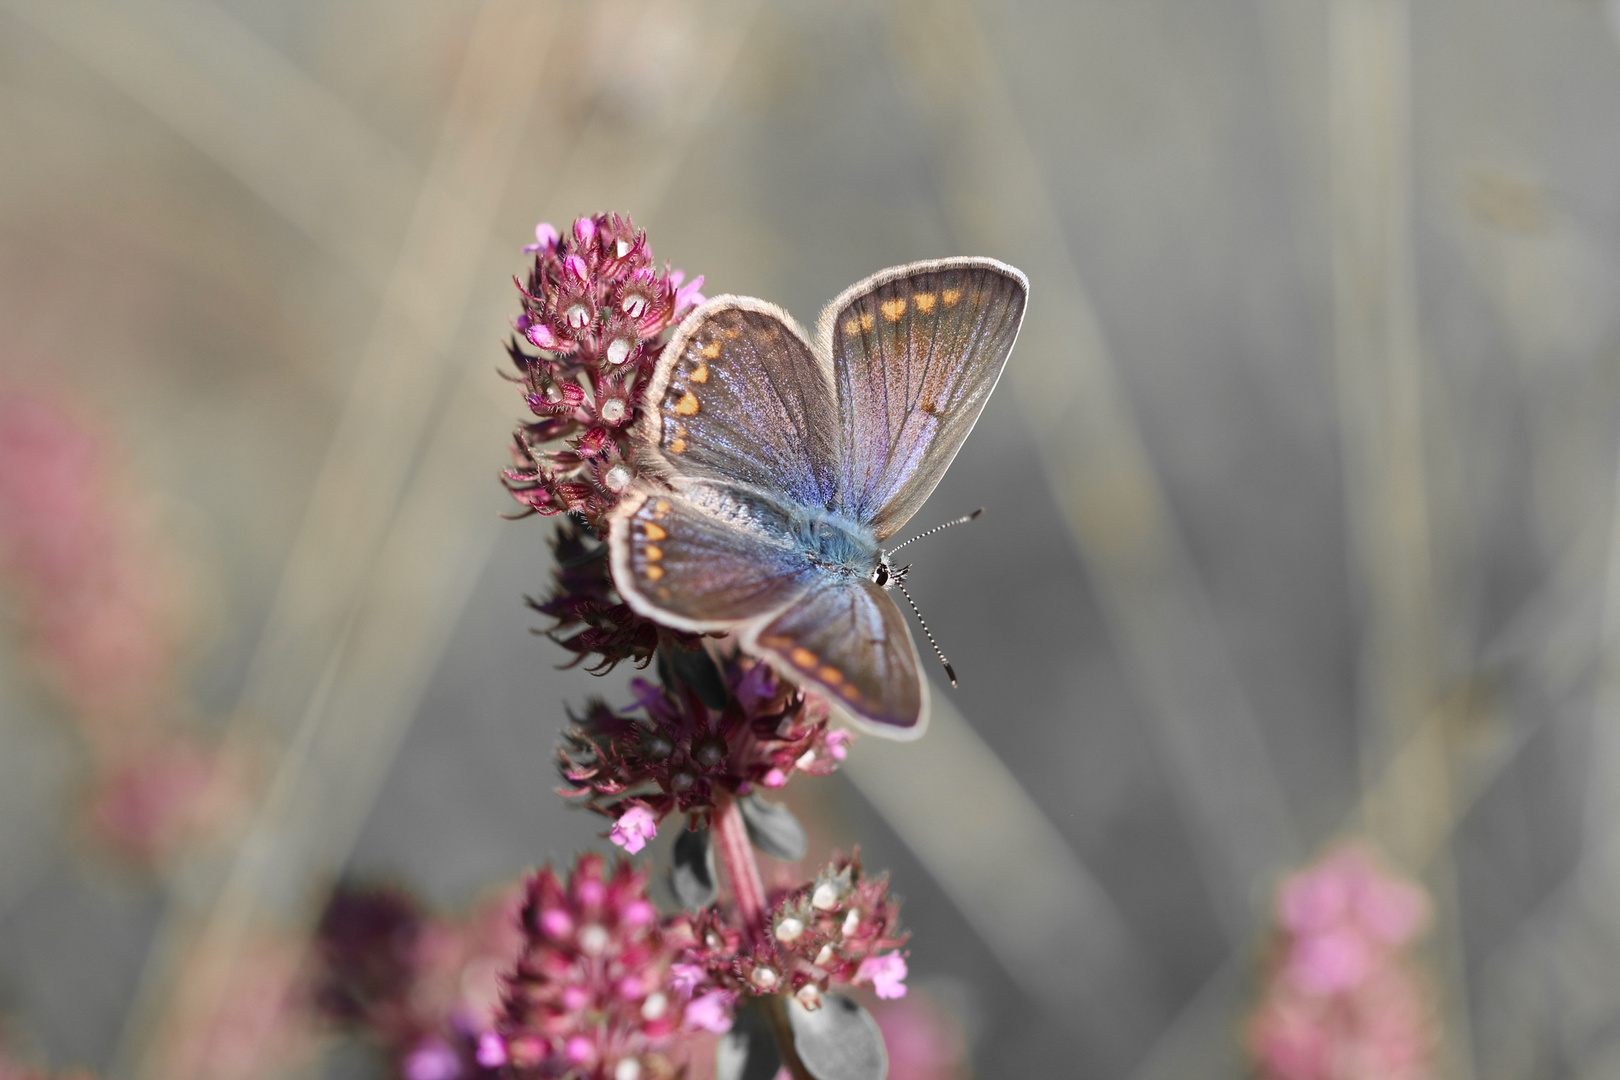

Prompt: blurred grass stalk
xmin=0 ymin=1 xmax=766 ymax=1076
xmin=111 ymin=1 xmax=556 ymax=1075
xmin=890 ymin=0 xmax=1324 ymax=1071
xmin=1327 ymin=0 xmax=1476 ymax=1076
xmin=892 ymin=0 xmax=1302 ymax=943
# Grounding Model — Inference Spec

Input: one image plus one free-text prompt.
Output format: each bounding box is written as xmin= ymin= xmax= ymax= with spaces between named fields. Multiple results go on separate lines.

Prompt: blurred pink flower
xmin=84 ymin=739 xmax=253 ymax=866
xmin=0 ymin=388 xmax=252 ymax=869
xmin=872 ymin=993 xmax=971 ymax=1080
xmin=0 ymin=391 xmax=178 ymax=727
xmin=498 ymin=854 xmax=685 ymax=1080
xmin=682 ymin=991 xmax=734 ymax=1035
xmin=856 ymin=953 xmax=908 ymax=1000
xmin=160 ymin=934 xmax=317 ymax=1080
xmin=1247 ymin=842 xmax=1439 ymax=1080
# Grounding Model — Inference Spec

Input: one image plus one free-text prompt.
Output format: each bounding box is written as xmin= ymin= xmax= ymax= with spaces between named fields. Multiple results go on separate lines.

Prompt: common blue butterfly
xmin=608 ymin=258 xmax=1027 ymax=738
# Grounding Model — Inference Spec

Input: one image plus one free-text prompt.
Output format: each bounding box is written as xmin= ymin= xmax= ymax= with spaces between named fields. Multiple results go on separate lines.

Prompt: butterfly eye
xmin=870 ymin=563 xmax=889 ymax=587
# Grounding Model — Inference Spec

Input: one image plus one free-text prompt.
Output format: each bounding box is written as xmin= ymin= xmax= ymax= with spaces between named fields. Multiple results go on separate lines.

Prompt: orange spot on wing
xmin=645 ymin=546 xmax=663 ymax=561
xmin=817 ymin=666 xmax=844 ymax=685
xmin=645 ymin=565 xmax=664 ymax=581
xmin=790 ymin=647 xmax=818 ymax=668
xmin=843 ymin=318 xmax=860 ymax=336
xmin=674 ymin=392 xmax=700 ymax=415
xmin=880 ymin=298 xmax=907 ymax=322
xmin=654 ymin=500 xmax=670 ymax=517
xmin=669 ymin=438 xmax=687 ymax=453
xmin=702 ymin=341 xmax=721 ymax=359
xmin=942 ymin=287 xmax=963 ymax=307
xmin=690 ymin=363 xmax=709 ymax=383
xmin=643 ymin=522 xmax=667 ymax=541
xmin=858 ymin=313 xmax=875 ymax=332
xmin=913 ymin=292 xmax=937 ymax=313
xmin=839 ymin=684 xmax=860 ymax=701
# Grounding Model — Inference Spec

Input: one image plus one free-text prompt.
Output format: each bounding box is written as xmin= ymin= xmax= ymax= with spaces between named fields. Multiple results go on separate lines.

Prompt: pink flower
xmin=559 ymin=652 xmax=853 ymax=829
xmin=475 ymin=1031 xmax=507 ymax=1068
xmin=674 ymin=853 xmax=907 ymax=1004
xmin=503 ymin=212 xmax=704 ymax=534
xmin=873 ymin=994 xmax=970 ymax=1080
xmin=522 ymin=222 xmax=559 ymax=253
xmin=498 ymin=855 xmax=682 ymax=1080
xmin=403 ymin=1038 xmax=460 ymax=1080
xmin=683 ymin=991 xmax=735 ymax=1034
xmin=1286 ymin=927 xmax=1370 ymax=996
xmin=1247 ymin=842 xmax=1439 ymax=1080
xmin=609 ymin=805 xmax=658 ymax=854
xmin=856 ymin=953 xmax=909 ymax=1000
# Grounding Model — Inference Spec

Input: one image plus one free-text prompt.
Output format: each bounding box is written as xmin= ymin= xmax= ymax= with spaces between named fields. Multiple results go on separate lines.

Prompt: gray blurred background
xmin=4 ymin=0 xmax=1620 ymax=1076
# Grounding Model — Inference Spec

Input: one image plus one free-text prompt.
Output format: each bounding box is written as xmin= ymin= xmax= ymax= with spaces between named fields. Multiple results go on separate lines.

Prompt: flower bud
xmin=579 ymin=924 xmax=610 ymax=956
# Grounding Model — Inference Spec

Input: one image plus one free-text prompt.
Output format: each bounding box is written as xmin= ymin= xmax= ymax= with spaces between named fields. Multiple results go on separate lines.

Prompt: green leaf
xmin=716 ymin=999 xmax=783 ymax=1080
xmin=662 ymin=643 xmax=729 ymax=709
xmin=670 ymin=824 xmax=717 ymax=910
xmin=740 ymin=794 xmax=808 ymax=861
xmin=787 ymin=992 xmax=887 ymax=1080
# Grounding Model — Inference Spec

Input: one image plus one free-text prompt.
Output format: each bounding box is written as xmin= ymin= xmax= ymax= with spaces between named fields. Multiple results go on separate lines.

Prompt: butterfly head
xmin=869 ymin=556 xmax=910 ymax=590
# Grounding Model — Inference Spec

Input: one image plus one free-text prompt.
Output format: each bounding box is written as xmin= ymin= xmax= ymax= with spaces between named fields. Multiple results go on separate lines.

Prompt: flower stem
xmin=713 ymin=798 xmax=813 ymax=1080
xmin=714 ymin=796 xmax=767 ymax=944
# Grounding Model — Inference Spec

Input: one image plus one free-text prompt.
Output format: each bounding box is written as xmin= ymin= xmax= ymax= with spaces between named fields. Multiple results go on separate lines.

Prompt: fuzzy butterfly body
xmin=608 ymin=258 xmax=1027 ymax=737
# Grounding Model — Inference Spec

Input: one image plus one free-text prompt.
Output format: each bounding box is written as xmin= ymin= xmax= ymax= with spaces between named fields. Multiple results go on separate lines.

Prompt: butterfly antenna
xmin=893 ymin=579 xmax=958 ymax=687
xmin=887 ymin=508 xmax=985 ymax=553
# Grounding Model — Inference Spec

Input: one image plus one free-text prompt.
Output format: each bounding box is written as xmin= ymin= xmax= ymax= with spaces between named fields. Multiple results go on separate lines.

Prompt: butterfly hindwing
xmin=744 ymin=577 xmax=926 ymax=736
xmin=639 ymin=298 xmax=839 ymax=509
xmin=610 ymin=483 xmax=817 ymax=632
xmin=820 ymin=258 xmax=1027 ymax=540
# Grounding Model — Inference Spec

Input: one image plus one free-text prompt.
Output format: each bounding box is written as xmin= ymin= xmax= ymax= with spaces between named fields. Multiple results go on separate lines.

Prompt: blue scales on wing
xmin=611 ymin=482 xmax=819 ymax=631
xmin=636 ymin=298 xmax=839 ymax=509
xmin=823 ymin=259 xmax=1026 ymax=540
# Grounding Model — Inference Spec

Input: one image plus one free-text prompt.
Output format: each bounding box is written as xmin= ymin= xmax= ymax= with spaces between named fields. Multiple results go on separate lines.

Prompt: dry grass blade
xmin=0 ymin=0 xmax=417 ymax=279
xmin=843 ymin=685 xmax=1161 ymax=1060
xmin=93 ymin=1 xmax=762 ymax=1075
xmin=889 ymin=0 xmax=1301 ymax=943
xmin=106 ymin=0 xmax=558 ymax=1072
xmin=1327 ymin=2 xmax=1475 ymax=1074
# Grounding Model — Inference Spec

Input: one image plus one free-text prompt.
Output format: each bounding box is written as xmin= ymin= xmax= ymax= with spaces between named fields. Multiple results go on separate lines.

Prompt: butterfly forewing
xmin=746 ymin=579 xmax=926 ymax=735
xmin=611 ymin=483 xmax=818 ymax=631
xmin=822 ymin=259 xmax=1026 ymax=540
xmin=640 ymin=298 xmax=839 ymax=508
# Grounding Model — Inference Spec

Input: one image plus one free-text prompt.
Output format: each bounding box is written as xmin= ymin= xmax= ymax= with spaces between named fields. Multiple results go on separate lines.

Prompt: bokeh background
xmin=4 ymin=0 xmax=1620 ymax=1076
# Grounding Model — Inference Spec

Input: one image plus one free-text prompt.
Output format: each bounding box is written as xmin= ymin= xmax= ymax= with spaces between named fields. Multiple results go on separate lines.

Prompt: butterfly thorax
xmin=786 ymin=506 xmax=882 ymax=581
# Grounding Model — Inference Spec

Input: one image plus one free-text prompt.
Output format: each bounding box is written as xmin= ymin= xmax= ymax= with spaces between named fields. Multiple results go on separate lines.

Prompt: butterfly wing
xmin=743 ymin=577 xmax=927 ymax=737
xmin=636 ymin=296 xmax=839 ymax=508
xmin=609 ymin=482 xmax=817 ymax=632
xmin=819 ymin=258 xmax=1027 ymax=540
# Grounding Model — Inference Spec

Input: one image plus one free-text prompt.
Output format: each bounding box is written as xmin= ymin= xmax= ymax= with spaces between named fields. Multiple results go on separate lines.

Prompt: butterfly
xmin=608 ymin=258 xmax=1027 ymax=738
